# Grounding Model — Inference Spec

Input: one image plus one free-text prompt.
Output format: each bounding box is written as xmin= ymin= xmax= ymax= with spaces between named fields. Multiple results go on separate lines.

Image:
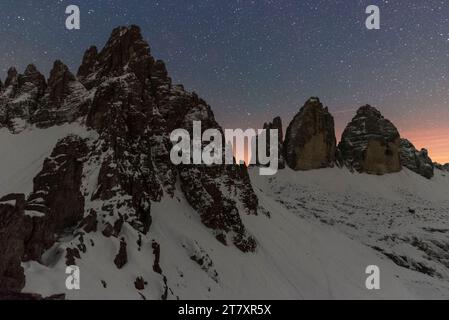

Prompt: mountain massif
xmin=1 ymin=25 xmax=449 ymax=300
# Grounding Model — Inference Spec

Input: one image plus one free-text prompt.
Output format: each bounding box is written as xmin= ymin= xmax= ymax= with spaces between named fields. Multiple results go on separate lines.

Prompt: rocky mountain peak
xmin=77 ymin=46 xmax=98 ymax=83
xmin=434 ymin=162 xmax=449 ymax=172
xmin=255 ymin=116 xmax=285 ymax=169
xmin=283 ymin=97 xmax=336 ymax=170
xmin=264 ymin=116 xmax=283 ymax=141
xmin=79 ymin=26 xmax=257 ymax=254
xmin=356 ymin=104 xmax=382 ymax=118
xmin=19 ymin=64 xmax=46 ymax=93
xmin=339 ymin=105 xmax=402 ymax=175
xmin=4 ymin=67 xmax=18 ymax=88
xmin=23 ymin=64 xmax=38 ymax=75
xmin=97 ymin=25 xmax=154 ymax=83
xmin=400 ymin=138 xmax=434 ymax=179
xmin=0 ymin=64 xmax=47 ymax=130
xmin=47 ymin=60 xmax=77 ymax=107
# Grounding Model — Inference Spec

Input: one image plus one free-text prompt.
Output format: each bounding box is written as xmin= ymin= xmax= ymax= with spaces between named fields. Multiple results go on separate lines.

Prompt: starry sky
xmin=1 ymin=0 xmax=449 ymax=162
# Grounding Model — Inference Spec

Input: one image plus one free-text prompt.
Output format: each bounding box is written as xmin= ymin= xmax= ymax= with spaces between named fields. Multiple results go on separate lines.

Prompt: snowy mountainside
xmin=1 ymin=24 xmax=449 ymax=300
xmin=0 ymin=123 xmax=93 ymax=196
xmin=1 ymin=126 xmax=448 ymax=299
xmin=250 ymin=166 xmax=449 ymax=295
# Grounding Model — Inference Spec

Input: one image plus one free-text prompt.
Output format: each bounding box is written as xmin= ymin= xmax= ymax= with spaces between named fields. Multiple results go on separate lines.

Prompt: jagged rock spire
xmin=284 ymin=97 xmax=336 ymax=170
xmin=19 ymin=64 xmax=47 ymax=97
xmin=400 ymin=138 xmax=434 ymax=179
xmin=254 ymin=116 xmax=285 ymax=169
xmin=4 ymin=67 xmax=18 ymax=88
xmin=47 ymin=60 xmax=77 ymax=107
xmin=78 ymin=25 xmax=160 ymax=88
xmin=77 ymin=46 xmax=98 ymax=81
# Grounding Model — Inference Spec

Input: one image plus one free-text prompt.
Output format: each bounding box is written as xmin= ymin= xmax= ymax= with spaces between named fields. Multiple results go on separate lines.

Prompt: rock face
xmin=0 ymin=65 xmax=47 ymax=130
xmin=0 ymin=61 xmax=87 ymax=130
xmin=0 ymin=195 xmax=29 ymax=292
xmin=339 ymin=105 xmax=402 ymax=175
xmin=76 ymin=46 xmax=98 ymax=88
xmin=0 ymin=135 xmax=89 ymax=293
xmin=0 ymin=24 xmax=261 ymax=297
xmin=25 ymin=135 xmax=88 ymax=261
xmin=400 ymin=139 xmax=434 ymax=179
xmin=284 ymin=98 xmax=336 ymax=170
xmin=114 ymin=239 xmax=128 ymax=269
xmin=80 ymin=25 xmax=257 ymax=251
xmin=33 ymin=60 xmax=88 ymax=128
xmin=254 ymin=116 xmax=285 ymax=169
xmin=434 ymin=163 xmax=449 ymax=172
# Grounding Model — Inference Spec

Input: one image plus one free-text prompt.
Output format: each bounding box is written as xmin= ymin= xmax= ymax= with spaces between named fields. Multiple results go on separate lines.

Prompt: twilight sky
xmin=1 ymin=0 xmax=449 ymax=162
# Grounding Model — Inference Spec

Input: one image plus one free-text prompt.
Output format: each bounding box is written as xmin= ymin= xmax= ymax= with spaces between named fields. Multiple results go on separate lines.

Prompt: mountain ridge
xmin=1 ymin=25 xmax=449 ymax=300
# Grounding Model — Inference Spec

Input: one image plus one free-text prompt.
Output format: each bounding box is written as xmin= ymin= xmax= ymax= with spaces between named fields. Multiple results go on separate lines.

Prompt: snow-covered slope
xmin=250 ymin=166 xmax=449 ymax=298
xmin=0 ymin=123 xmax=92 ymax=196
xmin=2 ymin=25 xmax=449 ymax=300
xmin=1 ymin=125 xmax=446 ymax=299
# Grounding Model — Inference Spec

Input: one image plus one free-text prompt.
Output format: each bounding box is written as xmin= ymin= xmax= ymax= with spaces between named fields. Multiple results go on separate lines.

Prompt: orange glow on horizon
xmin=233 ymin=127 xmax=449 ymax=166
xmin=400 ymin=127 xmax=449 ymax=164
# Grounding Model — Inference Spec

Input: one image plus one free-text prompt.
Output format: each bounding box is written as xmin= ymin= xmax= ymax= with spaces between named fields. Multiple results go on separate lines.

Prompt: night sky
xmin=1 ymin=0 xmax=449 ymax=162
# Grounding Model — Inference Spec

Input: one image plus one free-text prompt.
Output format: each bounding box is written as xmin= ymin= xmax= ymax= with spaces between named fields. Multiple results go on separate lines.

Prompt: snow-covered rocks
xmin=2 ymin=25 xmax=262 ymax=298
xmin=434 ymin=163 xmax=449 ymax=172
xmin=0 ymin=61 xmax=87 ymax=131
xmin=0 ymin=65 xmax=46 ymax=130
xmin=32 ymin=60 xmax=88 ymax=128
xmin=1 ymin=24 xmax=449 ymax=300
xmin=400 ymin=139 xmax=434 ymax=179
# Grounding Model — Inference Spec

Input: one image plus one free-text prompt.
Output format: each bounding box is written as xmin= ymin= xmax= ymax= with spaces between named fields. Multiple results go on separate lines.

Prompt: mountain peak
xmin=339 ymin=105 xmax=401 ymax=175
xmin=24 ymin=64 xmax=39 ymax=75
xmin=284 ymin=98 xmax=336 ymax=170
xmin=77 ymin=46 xmax=98 ymax=81
xmin=78 ymin=25 xmax=154 ymax=88
xmin=356 ymin=104 xmax=382 ymax=118
xmin=109 ymin=24 xmax=143 ymax=40
xmin=4 ymin=67 xmax=18 ymax=87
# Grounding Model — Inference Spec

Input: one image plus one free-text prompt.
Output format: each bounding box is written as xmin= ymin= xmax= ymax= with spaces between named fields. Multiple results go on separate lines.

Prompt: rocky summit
xmin=400 ymin=138 xmax=434 ymax=179
xmin=0 ymin=25 xmax=258 ymax=298
xmin=338 ymin=105 xmax=402 ymax=175
xmin=254 ymin=116 xmax=285 ymax=169
xmin=283 ymin=97 xmax=336 ymax=171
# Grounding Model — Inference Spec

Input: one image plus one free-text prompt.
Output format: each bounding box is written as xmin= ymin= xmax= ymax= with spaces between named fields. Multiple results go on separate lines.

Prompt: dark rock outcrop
xmin=400 ymin=139 xmax=434 ymax=179
xmin=254 ymin=116 xmax=285 ymax=169
xmin=0 ymin=194 xmax=29 ymax=292
xmin=18 ymin=64 xmax=47 ymax=99
xmin=0 ymin=291 xmax=65 ymax=300
xmin=134 ymin=277 xmax=145 ymax=290
xmin=338 ymin=105 xmax=402 ymax=175
xmin=4 ymin=67 xmax=18 ymax=89
xmin=77 ymin=46 xmax=98 ymax=88
xmin=0 ymin=65 xmax=47 ymax=130
xmin=32 ymin=60 xmax=88 ymax=127
xmin=0 ymin=25 xmax=261 ymax=297
xmin=25 ymin=135 xmax=88 ymax=261
xmin=82 ymin=210 xmax=98 ymax=233
xmin=284 ymin=98 xmax=336 ymax=170
xmin=114 ymin=238 xmax=128 ymax=269
xmin=81 ymin=25 xmax=257 ymax=251
xmin=434 ymin=163 xmax=449 ymax=172
xmin=0 ymin=61 xmax=86 ymax=130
